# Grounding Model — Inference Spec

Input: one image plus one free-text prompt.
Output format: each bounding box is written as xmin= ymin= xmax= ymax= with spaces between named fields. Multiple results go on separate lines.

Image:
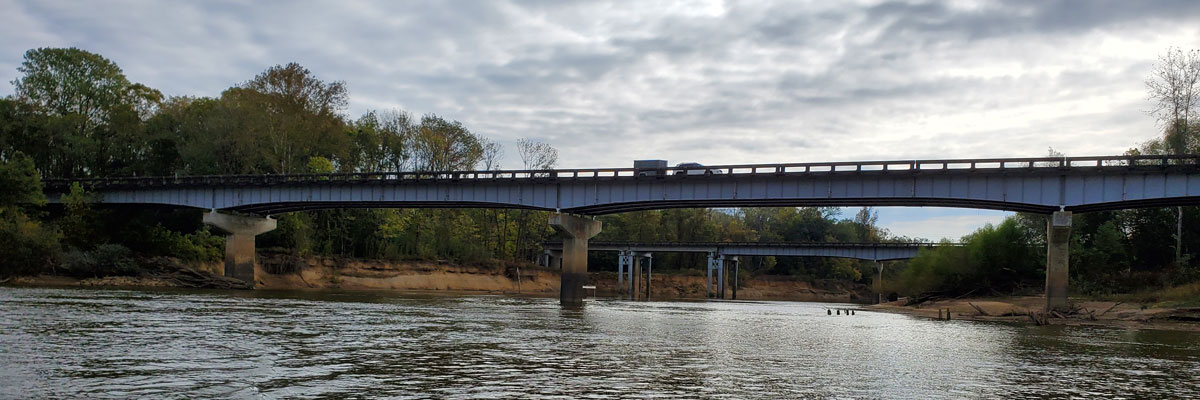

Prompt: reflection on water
xmin=1 ymin=287 xmax=1197 ymax=399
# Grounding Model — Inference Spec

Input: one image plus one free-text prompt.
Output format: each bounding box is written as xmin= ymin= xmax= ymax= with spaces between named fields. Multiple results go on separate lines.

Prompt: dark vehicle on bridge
xmin=673 ymin=162 xmax=724 ymax=175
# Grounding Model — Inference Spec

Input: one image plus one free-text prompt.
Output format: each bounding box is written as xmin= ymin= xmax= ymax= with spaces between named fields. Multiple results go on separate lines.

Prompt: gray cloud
xmin=2 ymin=0 xmax=1198 ymax=170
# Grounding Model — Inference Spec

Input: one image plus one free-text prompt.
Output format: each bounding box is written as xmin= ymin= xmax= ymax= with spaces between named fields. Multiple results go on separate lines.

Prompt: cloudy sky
xmin=3 ymin=0 xmax=1199 ymax=240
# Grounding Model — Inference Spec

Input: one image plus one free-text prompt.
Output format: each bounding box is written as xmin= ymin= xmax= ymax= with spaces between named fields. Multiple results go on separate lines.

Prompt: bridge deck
xmin=42 ymin=154 xmax=1200 ymax=215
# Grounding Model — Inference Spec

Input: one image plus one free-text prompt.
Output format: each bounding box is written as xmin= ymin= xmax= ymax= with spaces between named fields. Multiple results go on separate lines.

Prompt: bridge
xmin=42 ymin=154 xmax=1200 ymax=311
xmin=540 ymin=241 xmax=952 ymax=301
xmin=43 ymin=155 xmax=1200 ymax=214
xmin=540 ymin=241 xmax=947 ymax=261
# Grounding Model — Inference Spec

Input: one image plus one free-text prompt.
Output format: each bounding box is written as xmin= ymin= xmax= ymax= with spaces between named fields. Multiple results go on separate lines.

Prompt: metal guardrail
xmin=41 ymin=154 xmax=1200 ymax=190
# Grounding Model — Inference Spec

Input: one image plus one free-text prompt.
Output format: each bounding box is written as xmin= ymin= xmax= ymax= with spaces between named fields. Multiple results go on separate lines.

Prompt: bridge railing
xmin=42 ymin=154 xmax=1200 ymax=190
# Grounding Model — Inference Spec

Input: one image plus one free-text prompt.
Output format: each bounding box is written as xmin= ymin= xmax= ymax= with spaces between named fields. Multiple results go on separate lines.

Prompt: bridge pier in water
xmin=549 ymin=213 xmax=602 ymax=307
xmin=706 ymin=253 xmax=726 ymax=299
xmin=617 ymin=251 xmax=654 ymax=300
xmin=202 ymin=211 xmax=277 ymax=287
xmin=1046 ymin=211 xmax=1072 ymax=312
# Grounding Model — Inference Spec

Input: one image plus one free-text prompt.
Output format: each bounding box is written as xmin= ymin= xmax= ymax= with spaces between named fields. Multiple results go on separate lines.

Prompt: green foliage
xmin=829 ymin=259 xmax=863 ymax=281
xmin=138 ymin=225 xmax=223 ymax=262
xmin=307 ymin=156 xmax=334 ymax=174
xmin=0 ymin=211 xmax=60 ymax=276
xmin=61 ymin=244 xmax=138 ymax=277
xmin=900 ymin=218 xmax=1040 ymax=296
xmin=0 ymin=154 xmax=44 ymax=206
xmin=58 ymin=182 xmax=97 ymax=249
xmin=8 ymin=47 xmax=162 ymax=177
xmin=0 ymin=155 xmax=58 ymax=276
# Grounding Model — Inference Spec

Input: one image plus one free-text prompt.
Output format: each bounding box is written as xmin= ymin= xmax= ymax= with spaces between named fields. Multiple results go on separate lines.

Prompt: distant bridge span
xmin=539 ymin=241 xmax=951 ymax=261
xmin=539 ymin=241 xmax=955 ymax=300
xmin=42 ymin=155 xmax=1200 ymax=215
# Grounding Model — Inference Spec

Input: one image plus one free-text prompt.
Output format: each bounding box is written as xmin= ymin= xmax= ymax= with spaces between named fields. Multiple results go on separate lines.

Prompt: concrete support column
xmin=724 ymin=255 xmax=734 ymax=299
xmin=875 ymin=260 xmax=884 ymax=304
xmin=1046 ymin=211 xmax=1072 ymax=312
xmin=646 ymin=254 xmax=653 ymax=300
xmin=549 ymin=213 xmax=602 ymax=307
xmin=706 ymin=253 xmax=724 ymax=299
xmin=202 ymin=211 xmax=277 ymax=287
xmin=633 ymin=256 xmax=642 ymax=300
xmin=706 ymin=252 xmax=714 ymax=299
xmin=617 ymin=250 xmax=627 ymax=297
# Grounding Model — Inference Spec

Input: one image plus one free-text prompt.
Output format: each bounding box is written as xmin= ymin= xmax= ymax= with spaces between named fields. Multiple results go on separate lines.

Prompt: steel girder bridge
xmin=539 ymin=241 xmax=955 ymax=301
xmin=41 ymin=154 xmax=1200 ymax=310
xmin=42 ymin=154 xmax=1200 ymax=215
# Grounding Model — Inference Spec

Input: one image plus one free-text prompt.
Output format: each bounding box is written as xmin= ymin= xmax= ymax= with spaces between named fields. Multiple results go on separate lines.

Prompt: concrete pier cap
xmin=549 ymin=213 xmax=602 ymax=308
xmin=202 ymin=211 xmax=277 ymax=287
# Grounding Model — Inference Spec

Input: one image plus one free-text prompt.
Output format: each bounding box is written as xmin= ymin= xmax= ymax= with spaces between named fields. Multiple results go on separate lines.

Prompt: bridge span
xmin=41 ymin=154 xmax=1200 ymax=311
xmin=43 ymin=154 xmax=1200 ymax=214
xmin=540 ymin=241 xmax=953 ymax=301
xmin=540 ymin=241 xmax=948 ymax=261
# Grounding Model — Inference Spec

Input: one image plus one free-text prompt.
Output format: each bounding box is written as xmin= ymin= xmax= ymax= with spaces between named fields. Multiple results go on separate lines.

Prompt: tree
xmin=349 ymin=110 xmax=413 ymax=173
xmin=512 ymin=138 xmax=559 ymax=260
xmin=517 ymin=138 xmax=558 ymax=171
xmin=12 ymin=48 xmax=130 ymax=130
xmin=1146 ymin=47 xmax=1200 ymax=264
xmin=0 ymin=155 xmax=58 ymax=276
xmin=9 ymin=47 xmax=163 ymax=177
xmin=229 ymin=62 xmax=349 ymax=174
xmin=1146 ymin=47 xmax=1200 ymax=155
xmin=411 ymin=114 xmax=483 ymax=171
xmin=853 ymin=207 xmax=880 ymax=242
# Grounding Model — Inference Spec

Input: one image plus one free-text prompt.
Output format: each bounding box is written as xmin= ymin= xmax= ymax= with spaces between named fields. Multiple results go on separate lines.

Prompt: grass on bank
xmin=1105 ymin=282 xmax=1200 ymax=308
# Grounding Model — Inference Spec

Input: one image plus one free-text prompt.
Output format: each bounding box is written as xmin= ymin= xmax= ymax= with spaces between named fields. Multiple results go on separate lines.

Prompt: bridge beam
xmin=202 ymin=211 xmax=276 ymax=287
xmin=1046 ymin=211 xmax=1072 ymax=312
xmin=549 ymin=213 xmax=602 ymax=307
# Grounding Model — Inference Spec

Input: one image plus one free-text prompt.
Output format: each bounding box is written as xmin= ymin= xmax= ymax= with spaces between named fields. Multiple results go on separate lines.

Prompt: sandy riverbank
xmin=867 ymin=296 xmax=1200 ymax=332
xmin=3 ymin=255 xmax=873 ymax=302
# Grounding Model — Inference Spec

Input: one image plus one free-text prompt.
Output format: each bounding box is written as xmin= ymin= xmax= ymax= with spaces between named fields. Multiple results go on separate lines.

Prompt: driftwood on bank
xmin=143 ymin=257 xmax=250 ymax=289
xmin=968 ymin=302 xmax=989 ymax=316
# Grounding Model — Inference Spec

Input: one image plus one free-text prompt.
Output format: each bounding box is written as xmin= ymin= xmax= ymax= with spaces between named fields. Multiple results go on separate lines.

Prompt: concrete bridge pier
xmin=632 ymin=255 xmax=643 ymax=300
xmin=706 ymin=253 xmax=726 ymax=299
xmin=1046 ymin=211 xmax=1072 ymax=312
xmin=729 ymin=256 xmax=738 ymax=300
xmin=645 ymin=253 xmax=653 ymax=300
xmin=202 ymin=211 xmax=277 ymax=287
xmin=549 ymin=213 xmax=602 ymax=307
xmin=875 ymin=260 xmax=884 ymax=304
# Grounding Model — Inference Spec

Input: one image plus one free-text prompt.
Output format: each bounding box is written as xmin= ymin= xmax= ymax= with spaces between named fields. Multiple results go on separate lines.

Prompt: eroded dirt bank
xmin=254 ymin=254 xmax=873 ymax=301
xmin=253 ymin=253 xmax=873 ymax=301
xmin=868 ymin=296 xmax=1200 ymax=332
xmin=3 ymin=255 xmax=873 ymax=302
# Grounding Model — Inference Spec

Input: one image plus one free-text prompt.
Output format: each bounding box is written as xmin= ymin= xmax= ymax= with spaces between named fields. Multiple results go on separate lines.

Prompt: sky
xmin=2 ymin=0 xmax=1199 ymax=240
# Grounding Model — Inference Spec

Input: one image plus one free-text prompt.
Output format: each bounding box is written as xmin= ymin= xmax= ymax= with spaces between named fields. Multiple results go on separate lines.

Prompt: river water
xmin=0 ymin=287 xmax=1197 ymax=399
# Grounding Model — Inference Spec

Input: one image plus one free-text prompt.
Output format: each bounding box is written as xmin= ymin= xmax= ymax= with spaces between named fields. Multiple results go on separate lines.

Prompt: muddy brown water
xmin=1 ymin=286 xmax=1197 ymax=399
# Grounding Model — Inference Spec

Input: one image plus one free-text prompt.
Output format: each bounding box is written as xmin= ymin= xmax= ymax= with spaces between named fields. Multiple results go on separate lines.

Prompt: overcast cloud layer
xmin=2 ymin=0 xmax=1199 ymax=240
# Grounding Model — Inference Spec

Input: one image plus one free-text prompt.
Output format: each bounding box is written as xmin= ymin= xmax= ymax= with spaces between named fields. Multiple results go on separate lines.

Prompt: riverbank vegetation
xmin=1 ymin=47 xmax=1198 ymax=303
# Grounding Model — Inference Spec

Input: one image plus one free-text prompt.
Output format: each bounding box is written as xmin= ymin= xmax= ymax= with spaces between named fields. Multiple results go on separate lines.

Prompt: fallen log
xmin=1098 ymin=302 xmax=1123 ymax=316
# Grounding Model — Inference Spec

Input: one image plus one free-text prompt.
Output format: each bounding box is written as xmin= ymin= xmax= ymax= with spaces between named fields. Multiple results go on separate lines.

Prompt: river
xmin=0 ymin=287 xmax=1197 ymax=399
